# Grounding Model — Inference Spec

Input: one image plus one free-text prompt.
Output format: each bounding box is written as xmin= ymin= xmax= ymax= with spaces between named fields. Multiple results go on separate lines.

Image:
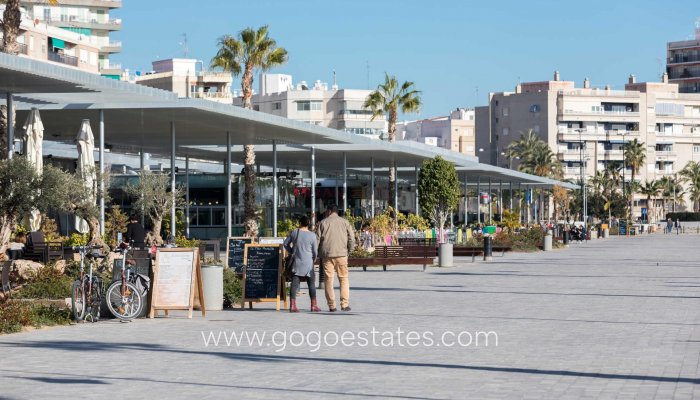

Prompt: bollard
xmin=603 ymin=228 xmax=609 ymax=238
xmin=483 ymin=235 xmax=493 ymax=261
xmin=543 ymin=232 xmax=553 ymax=251
xmin=317 ymin=259 xmax=325 ymax=290
xmin=439 ymin=243 xmax=454 ymax=267
xmin=563 ymin=231 xmax=569 ymax=247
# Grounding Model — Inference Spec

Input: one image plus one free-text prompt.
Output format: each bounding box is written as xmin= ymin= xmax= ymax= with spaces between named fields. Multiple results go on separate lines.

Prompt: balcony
xmin=557 ymin=150 xmax=584 ymax=161
xmin=17 ymin=43 xmax=27 ymax=55
xmin=99 ymin=63 xmax=121 ymax=75
xmin=47 ymin=51 xmax=78 ymax=67
xmin=655 ymin=170 xmax=676 ymax=176
xmin=668 ymin=54 xmax=700 ymax=65
xmin=192 ymin=92 xmax=232 ymax=100
xmin=100 ymin=41 xmax=122 ymax=53
xmin=563 ymin=167 xmax=582 ymax=176
xmin=655 ymin=151 xmax=677 ymax=159
xmin=45 ymin=17 xmax=122 ymax=31
xmin=556 ymin=128 xmax=640 ymax=142
xmin=50 ymin=0 xmax=122 ymax=8
xmin=558 ymin=89 xmax=639 ymax=98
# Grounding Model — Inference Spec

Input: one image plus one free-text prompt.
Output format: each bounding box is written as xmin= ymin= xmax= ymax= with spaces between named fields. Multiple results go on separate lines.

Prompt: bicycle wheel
xmin=88 ymin=277 xmax=102 ymax=322
xmin=105 ymin=281 xmax=143 ymax=321
xmin=71 ymin=280 xmax=86 ymax=321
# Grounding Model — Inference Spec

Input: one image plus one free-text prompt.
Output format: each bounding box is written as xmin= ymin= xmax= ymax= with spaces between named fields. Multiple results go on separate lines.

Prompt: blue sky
xmin=113 ymin=0 xmax=698 ymax=119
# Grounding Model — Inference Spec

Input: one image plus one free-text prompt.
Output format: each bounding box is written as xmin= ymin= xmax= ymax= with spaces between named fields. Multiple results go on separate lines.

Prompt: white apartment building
xmin=134 ymin=58 xmax=233 ymax=104
xmin=20 ymin=0 xmax=122 ymax=78
xmin=0 ymin=4 xmax=101 ymax=74
xmin=233 ymin=74 xmax=386 ymax=137
xmin=476 ymin=71 xmax=700 ymax=220
xmin=396 ymin=108 xmax=476 ymax=156
xmin=667 ymin=21 xmax=700 ymax=93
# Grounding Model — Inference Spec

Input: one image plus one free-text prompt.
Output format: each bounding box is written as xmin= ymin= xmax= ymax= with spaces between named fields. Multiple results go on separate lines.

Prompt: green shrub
xmin=63 ymin=233 xmax=89 ymax=247
xmin=223 ymin=268 xmax=242 ymax=308
xmin=0 ymin=301 xmax=71 ymax=335
xmin=16 ymin=265 xmax=73 ymax=299
xmin=176 ymin=235 xmax=201 ymax=249
xmin=666 ymin=212 xmax=700 ymax=222
xmin=277 ymin=218 xmax=299 ymax=238
xmin=0 ymin=301 xmax=33 ymax=334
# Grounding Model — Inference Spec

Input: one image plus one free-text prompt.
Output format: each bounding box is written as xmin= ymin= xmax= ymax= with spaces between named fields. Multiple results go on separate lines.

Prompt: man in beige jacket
xmin=316 ymin=205 xmax=356 ymax=311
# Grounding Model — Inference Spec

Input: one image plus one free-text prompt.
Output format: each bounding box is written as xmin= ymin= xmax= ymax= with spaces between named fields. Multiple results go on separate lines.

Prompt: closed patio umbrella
xmin=22 ymin=108 xmax=44 ymax=231
xmin=75 ymin=119 xmax=96 ymax=234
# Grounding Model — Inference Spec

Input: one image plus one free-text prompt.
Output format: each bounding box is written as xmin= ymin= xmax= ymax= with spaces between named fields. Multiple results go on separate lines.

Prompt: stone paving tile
xmin=1 ymin=234 xmax=700 ymax=399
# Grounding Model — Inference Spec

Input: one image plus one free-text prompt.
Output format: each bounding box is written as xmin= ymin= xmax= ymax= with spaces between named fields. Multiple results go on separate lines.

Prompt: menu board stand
xmin=241 ymin=244 xmax=286 ymax=311
xmin=226 ymin=236 xmax=253 ymax=274
xmin=150 ymin=248 xmax=205 ymax=319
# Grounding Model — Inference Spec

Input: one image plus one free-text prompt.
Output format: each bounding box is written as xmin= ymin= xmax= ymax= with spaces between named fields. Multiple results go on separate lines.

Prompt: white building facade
xmin=397 ymin=108 xmax=476 ymax=156
xmin=233 ymin=74 xmax=386 ymax=137
xmin=476 ymin=71 xmax=700 ymax=220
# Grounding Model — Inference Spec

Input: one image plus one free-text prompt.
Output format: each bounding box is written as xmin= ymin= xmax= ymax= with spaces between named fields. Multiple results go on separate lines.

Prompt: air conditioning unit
xmin=692 ymin=126 xmax=700 ymax=134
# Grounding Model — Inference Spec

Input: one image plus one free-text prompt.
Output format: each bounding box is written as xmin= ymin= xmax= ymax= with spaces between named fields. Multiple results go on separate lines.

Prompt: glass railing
xmin=47 ymin=51 xmax=78 ymax=67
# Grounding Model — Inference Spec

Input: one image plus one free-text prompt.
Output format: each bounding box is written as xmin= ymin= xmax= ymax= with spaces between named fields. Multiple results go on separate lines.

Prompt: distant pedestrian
xmin=676 ymin=219 xmax=681 ymax=235
xmin=124 ymin=214 xmax=146 ymax=249
xmin=316 ymin=204 xmax=355 ymax=312
xmin=284 ymin=216 xmax=320 ymax=313
xmin=667 ymin=218 xmax=673 ymax=234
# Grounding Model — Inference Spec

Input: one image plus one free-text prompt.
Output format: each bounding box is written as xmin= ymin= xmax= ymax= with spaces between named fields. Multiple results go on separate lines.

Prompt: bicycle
xmin=105 ymin=241 xmax=146 ymax=321
xmin=71 ymin=245 xmax=105 ymax=322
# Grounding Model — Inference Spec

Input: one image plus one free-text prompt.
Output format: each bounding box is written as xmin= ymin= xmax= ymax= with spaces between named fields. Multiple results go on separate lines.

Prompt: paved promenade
xmin=2 ymin=234 xmax=700 ymax=399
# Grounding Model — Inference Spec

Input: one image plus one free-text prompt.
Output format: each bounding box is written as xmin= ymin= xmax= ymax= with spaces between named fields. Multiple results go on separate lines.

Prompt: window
xmin=591 ymin=105 xmax=602 ymax=113
xmin=502 ymin=128 xmax=509 ymax=136
xmin=694 ymin=145 xmax=700 ymax=153
xmin=296 ymin=101 xmax=321 ymax=111
xmin=530 ymin=104 xmax=540 ymax=113
xmin=253 ymin=105 xmax=260 ymax=111
xmin=273 ymin=102 xmax=281 ymax=110
xmin=502 ymin=107 xmax=509 ymax=117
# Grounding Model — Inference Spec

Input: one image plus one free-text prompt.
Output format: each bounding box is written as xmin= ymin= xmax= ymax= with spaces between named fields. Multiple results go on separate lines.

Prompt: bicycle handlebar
xmin=72 ymin=245 xmax=104 ymax=251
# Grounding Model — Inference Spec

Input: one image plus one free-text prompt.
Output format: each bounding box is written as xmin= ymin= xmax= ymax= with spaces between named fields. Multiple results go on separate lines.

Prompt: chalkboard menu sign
xmin=226 ymin=237 xmax=253 ymax=273
xmin=619 ymin=220 xmax=627 ymax=236
xmin=242 ymin=244 xmax=283 ymax=310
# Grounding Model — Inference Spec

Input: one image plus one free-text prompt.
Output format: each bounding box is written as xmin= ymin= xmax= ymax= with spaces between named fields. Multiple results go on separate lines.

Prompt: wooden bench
xmin=452 ymin=246 xmax=484 ymax=262
xmin=349 ymin=245 xmax=436 ymax=271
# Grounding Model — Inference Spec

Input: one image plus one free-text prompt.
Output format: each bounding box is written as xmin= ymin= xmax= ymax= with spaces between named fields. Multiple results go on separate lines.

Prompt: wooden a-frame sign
xmin=241 ymin=244 xmax=287 ymax=311
xmin=150 ymin=248 xmax=205 ymax=318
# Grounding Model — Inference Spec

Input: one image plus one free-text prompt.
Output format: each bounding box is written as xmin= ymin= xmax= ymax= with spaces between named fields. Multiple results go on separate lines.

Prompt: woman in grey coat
xmin=284 ymin=216 xmax=320 ymax=312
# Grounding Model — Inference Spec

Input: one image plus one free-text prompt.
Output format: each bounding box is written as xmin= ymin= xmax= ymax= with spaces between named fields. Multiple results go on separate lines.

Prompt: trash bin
xmin=201 ymin=264 xmax=224 ymax=311
xmin=563 ymin=231 xmax=569 ymax=246
xmin=483 ymin=235 xmax=493 ymax=261
xmin=603 ymin=228 xmax=609 ymax=238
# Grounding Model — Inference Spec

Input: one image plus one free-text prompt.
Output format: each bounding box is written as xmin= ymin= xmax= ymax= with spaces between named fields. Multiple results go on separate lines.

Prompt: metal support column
xmin=170 ymin=121 xmax=176 ymax=241
xmin=415 ymin=166 xmax=419 ymax=216
xmin=185 ymin=156 xmax=190 ymax=238
xmin=498 ymin=180 xmax=503 ymax=218
xmin=476 ymin=176 xmax=481 ymax=224
xmin=342 ymin=152 xmax=348 ymax=212
xmin=99 ymin=110 xmax=105 ymax=235
xmin=311 ymin=146 xmax=316 ymax=227
xmin=488 ymin=177 xmax=492 ymax=223
xmin=370 ymin=157 xmax=375 ymax=218
xmin=272 ymin=140 xmax=278 ymax=237
xmin=140 ymin=150 xmax=145 ymax=226
xmin=226 ymin=132 xmax=232 ymax=238
xmin=463 ymin=174 xmax=468 ymax=225
xmin=6 ymin=93 xmax=13 ymax=159
xmin=393 ymin=160 xmax=398 ymax=213
xmin=509 ymin=181 xmax=513 ymax=211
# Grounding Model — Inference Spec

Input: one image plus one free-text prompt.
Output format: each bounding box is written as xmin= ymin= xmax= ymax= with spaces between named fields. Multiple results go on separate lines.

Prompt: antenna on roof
xmin=332 ymin=70 xmax=338 ymax=90
xmin=179 ymin=33 xmax=189 ymax=58
xmin=696 ymin=17 xmax=700 ymax=40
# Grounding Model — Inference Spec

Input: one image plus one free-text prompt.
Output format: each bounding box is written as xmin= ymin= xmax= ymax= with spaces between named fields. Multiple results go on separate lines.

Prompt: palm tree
xmin=680 ymin=161 xmax=700 ymax=211
xmin=624 ymin=139 xmax=646 ymax=221
xmin=506 ymin=130 xmax=541 ymax=164
xmin=638 ymin=180 xmax=660 ymax=222
xmin=364 ymin=73 xmax=421 ymax=209
xmin=211 ymin=25 xmax=288 ymax=236
xmin=659 ymin=175 xmax=684 ymax=216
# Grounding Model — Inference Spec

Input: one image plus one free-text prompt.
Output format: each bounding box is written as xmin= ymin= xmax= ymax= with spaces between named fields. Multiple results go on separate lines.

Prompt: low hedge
xmin=0 ymin=301 xmax=71 ymax=334
xmin=666 ymin=212 xmax=700 ymax=222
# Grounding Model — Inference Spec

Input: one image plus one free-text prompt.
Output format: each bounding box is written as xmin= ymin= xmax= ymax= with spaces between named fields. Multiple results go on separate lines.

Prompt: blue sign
xmin=525 ymin=189 xmax=533 ymax=204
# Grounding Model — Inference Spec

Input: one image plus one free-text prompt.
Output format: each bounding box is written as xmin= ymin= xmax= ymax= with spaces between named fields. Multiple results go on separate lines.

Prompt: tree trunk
xmin=388 ymin=112 xmax=397 ymax=210
xmin=0 ymin=103 xmax=15 ymax=160
xmin=240 ymin=64 xmax=258 ymax=237
xmin=2 ymin=0 xmax=21 ymax=56
xmin=243 ymin=144 xmax=258 ymax=237
xmin=87 ymin=216 xmax=107 ymax=250
xmin=147 ymin=217 xmax=164 ymax=247
xmin=0 ymin=215 xmax=16 ymax=262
